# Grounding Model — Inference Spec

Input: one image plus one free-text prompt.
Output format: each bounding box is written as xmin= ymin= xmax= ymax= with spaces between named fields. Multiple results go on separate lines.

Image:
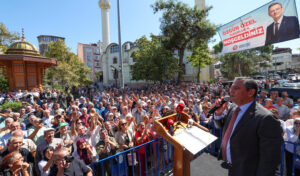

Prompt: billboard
xmin=217 ymin=0 xmax=299 ymax=54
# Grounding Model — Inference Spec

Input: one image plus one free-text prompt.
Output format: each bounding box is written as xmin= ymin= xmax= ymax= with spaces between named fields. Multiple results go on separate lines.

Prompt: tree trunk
xmin=177 ymin=49 xmax=185 ymax=84
xmin=197 ymin=66 xmax=201 ymax=83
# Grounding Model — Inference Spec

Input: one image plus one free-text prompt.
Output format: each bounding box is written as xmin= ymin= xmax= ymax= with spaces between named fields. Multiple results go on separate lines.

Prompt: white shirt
xmin=38 ymin=160 xmax=50 ymax=176
xmin=215 ymin=101 xmax=253 ymax=163
xmin=285 ymin=126 xmax=300 ymax=154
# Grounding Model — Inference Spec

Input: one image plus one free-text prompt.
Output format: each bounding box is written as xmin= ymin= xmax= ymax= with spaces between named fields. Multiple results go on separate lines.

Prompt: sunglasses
xmin=295 ymin=122 xmax=300 ymax=125
xmin=121 ymin=123 xmax=127 ymax=126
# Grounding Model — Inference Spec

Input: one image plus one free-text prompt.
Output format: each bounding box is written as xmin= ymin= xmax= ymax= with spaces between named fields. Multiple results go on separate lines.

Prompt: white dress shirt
xmin=215 ymin=101 xmax=253 ymax=163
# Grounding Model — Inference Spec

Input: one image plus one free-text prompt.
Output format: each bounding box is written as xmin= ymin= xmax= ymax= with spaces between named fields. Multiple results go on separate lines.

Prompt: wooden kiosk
xmin=154 ymin=112 xmax=216 ymax=176
xmin=0 ymin=30 xmax=57 ymax=91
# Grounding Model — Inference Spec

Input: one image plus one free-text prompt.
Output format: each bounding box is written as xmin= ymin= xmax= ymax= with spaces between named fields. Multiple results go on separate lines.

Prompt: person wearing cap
xmin=285 ymin=118 xmax=300 ymax=175
xmin=35 ymin=127 xmax=63 ymax=176
xmin=54 ymin=122 xmax=72 ymax=149
xmin=51 ymin=114 xmax=65 ymax=129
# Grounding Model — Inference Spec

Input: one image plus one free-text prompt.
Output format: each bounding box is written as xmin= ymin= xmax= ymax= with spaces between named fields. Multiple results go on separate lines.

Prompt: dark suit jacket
xmin=214 ymin=101 xmax=283 ymax=176
xmin=265 ymin=16 xmax=300 ymax=45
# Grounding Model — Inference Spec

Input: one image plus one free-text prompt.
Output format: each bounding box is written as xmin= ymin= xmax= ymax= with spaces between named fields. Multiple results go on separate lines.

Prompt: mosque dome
xmin=5 ymin=33 xmax=41 ymax=57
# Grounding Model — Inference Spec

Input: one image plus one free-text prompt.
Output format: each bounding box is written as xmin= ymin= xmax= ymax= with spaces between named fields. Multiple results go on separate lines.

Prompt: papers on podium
xmin=173 ymin=126 xmax=218 ymax=155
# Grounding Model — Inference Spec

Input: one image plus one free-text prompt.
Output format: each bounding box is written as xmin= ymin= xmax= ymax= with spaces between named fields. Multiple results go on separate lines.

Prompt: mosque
xmin=79 ymin=0 xmax=214 ymax=87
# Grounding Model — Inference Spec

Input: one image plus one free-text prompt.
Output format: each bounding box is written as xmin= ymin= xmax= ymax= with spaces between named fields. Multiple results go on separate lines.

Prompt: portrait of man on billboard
xmin=265 ymin=2 xmax=300 ymax=45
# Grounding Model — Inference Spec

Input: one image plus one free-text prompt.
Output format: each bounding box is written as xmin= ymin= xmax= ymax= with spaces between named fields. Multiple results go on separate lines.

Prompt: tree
xmin=0 ymin=23 xmax=20 ymax=90
xmin=44 ymin=40 xmax=92 ymax=89
xmin=0 ymin=68 xmax=9 ymax=91
xmin=187 ymin=42 xmax=213 ymax=82
xmin=216 ymin=45 xmax=273 ymax=80
xmin=131 ymin=35 xmax=179 ymax=83
xmin=0 ymin=23 xmax=20 ymax=53
xmin=152 ymin=0 xmax=216 ymax=83
xmin=213 ymin=41 xmax=223 ymax=54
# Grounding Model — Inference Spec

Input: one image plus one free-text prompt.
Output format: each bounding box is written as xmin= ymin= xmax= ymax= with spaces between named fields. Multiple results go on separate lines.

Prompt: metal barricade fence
xmin=89 ymin=138 xmax=173 ymax=176
xmin=89 ymin=122 xmax=300 ymax=176
xmin=280 ymin=141 xmax=300 ymax=176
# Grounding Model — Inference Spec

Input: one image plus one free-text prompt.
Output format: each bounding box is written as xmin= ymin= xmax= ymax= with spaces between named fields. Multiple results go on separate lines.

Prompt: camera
xmin=63 ymin=155 xmax=74 ymax=163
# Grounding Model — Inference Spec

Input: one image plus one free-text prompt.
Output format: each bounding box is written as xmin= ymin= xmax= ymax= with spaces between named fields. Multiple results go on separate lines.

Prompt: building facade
xmin=269 ymin=48 xmax=293 ymax=76
xmin=81 ymin=0 xmax=213 ymax=87
xmin=37 ymin=35 xmax=65 ymax=56
xmin=77 ymin=42 xmax=102 ymax=81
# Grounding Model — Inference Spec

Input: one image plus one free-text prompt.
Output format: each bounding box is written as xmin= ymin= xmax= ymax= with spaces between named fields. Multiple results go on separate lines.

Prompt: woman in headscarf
xmin=285 ymin=117 xmax=300 ymax=175
xmin=74 ymin=137 xmax=96 ymax=165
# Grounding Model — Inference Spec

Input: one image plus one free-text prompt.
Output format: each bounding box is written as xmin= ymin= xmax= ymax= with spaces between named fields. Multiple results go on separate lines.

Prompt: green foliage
xmin=187 ymin=42 xmax=213 ymax=82
xmin=152 ymin=0 xmax=216 ymax=83
xmin=0 ymin=101 xmax=22 ymax=112
xmin=0 ymin=22 xmax=20 ymax=53
xmin=0 ymin=68 xmax=9 ymax=91
xmin=44 ymin=40 xmax=92 ymax=89
xmin=218 ymin=45 xmax=274 ymax=80
xmin=213 ymin=41 xmax=223 ymax=54
xmin=131 ymin=35 xmax=179 ymax=83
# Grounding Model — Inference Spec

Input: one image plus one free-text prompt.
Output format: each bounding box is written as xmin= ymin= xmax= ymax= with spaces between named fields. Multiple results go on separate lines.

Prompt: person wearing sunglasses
xmin=115 ymin=119 xmax=134 ymax=151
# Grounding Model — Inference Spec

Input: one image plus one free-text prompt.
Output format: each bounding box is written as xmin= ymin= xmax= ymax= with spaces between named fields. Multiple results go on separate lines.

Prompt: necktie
xmin=274 ymin=22 xmax=279 ymax=37
xmin=221 ymin=107 xmax=241 ymax=161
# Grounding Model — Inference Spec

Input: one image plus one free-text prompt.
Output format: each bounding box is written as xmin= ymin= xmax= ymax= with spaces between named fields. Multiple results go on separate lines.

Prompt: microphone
xmin=175 ymin=112 xmax=181 ymax=122
xmin=208 ymin=95 xmax=230 ymax=115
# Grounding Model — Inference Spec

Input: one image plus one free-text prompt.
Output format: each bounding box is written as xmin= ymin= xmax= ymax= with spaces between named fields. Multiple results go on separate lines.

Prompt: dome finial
xmin=22 ymin=28 xmax=25 ymax=41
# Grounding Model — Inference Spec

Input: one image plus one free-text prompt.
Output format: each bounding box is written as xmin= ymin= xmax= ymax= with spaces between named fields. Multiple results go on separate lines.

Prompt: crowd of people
xmin=0 ymin=80 xmax=299 ymax=176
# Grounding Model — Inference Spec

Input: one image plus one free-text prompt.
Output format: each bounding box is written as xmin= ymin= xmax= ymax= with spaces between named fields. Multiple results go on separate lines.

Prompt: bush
xmin=0 ymin=76 xmax=9 ymax=91
xmin=0 ymin=101 xmax=22 ymax=112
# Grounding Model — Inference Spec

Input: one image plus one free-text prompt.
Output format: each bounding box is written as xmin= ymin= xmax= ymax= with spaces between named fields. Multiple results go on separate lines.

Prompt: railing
xmin=89 ymin=122 xmax=300 ymax=176
xmin=89 ymin=138 xmax=173 ymax=176
xmin=280 ymin=141 xmax=300 ymax=176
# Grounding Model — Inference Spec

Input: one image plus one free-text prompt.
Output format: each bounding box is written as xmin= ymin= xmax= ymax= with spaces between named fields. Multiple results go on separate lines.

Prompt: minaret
xmin=99 ymin=0 xmax=111 ymax=49
xmin=195 ymin=0 xmax=205 ymax=10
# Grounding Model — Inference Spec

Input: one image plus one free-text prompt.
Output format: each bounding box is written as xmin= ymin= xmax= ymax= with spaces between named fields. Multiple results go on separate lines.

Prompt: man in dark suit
xmin=265 ymin=2 xmax=299 ymax=45
xmin=214 ymin=78 xmax=283 ymax=176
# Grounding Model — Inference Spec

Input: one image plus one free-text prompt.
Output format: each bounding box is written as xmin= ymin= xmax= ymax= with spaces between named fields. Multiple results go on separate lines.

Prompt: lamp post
xmin=117 ymin=0 xmax=124 ymax=89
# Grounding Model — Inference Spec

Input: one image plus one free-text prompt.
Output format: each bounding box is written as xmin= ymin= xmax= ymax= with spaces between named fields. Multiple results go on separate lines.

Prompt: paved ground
xmin=191 ymin=152 xmax=228 ymax=176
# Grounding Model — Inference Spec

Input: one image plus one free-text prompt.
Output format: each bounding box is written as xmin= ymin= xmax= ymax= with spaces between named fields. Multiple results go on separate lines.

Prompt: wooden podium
xmin=154 ymin=112 xmax=210 ymax=176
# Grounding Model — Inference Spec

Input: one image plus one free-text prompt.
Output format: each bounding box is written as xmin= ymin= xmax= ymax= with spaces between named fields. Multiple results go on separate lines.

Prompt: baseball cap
xmin=58 ymin=122 xmax=68 ymax=128
xmin=44 ymin=128 xmax=55 ymax=134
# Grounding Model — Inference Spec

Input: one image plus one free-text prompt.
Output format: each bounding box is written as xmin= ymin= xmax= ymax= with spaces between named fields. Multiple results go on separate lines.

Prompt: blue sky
xmin=0 ymin=0 xmax=299 ymax=53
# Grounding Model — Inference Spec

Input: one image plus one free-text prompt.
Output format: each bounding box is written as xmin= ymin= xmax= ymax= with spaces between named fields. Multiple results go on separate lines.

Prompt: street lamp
xmin=117 ymin=0 xmax=124 ymax=89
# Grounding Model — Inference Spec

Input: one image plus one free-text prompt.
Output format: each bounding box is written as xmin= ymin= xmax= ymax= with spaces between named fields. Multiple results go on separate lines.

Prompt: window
xmin=87 ymin=62 xmax=93 ymax=68
xmin=86 ymin=55 xmax=92 ymax=61
xmin=110 ymin=45 xmax=119 ymax=53
xmin=94 ymin=48 xmax=100 ymax=54
xmin=113 ymin=57 xmax=118 ymax=64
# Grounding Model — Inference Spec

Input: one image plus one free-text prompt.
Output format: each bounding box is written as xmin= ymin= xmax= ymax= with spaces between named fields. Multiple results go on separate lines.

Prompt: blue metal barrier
xmin=280 ymin=141 xmax=300 ymax=176
xmin=89 ymin=138 xmax=173 ymax=176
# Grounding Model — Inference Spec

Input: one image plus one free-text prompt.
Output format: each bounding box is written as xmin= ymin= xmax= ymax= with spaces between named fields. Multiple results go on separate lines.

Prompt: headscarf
xmin=76 ymin=138 xmax=92 ymax=165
